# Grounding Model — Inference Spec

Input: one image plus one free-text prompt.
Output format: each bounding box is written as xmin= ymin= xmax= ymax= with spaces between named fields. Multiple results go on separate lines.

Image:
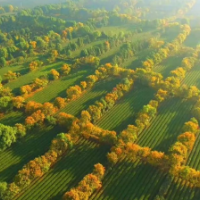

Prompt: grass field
xmin=91 ymin=160 xmax=166 ymax=200
xmin=15 ymin=139 xmax=109 ymax=200
xmin=4 ymin=61 xmax=64 ymax=95
xmin=96 ymin=86 xmax=155 ymax=132
xmin=154 ymin=53 xmax=187 ymax=78
xmin=0 ymin=125 xmax=61 ymax=182
xmin=61 ymin=78 xmax=120 ymax=116
xmin=137 ymin=98 xmax=193 ymax=152
xmin=183 ymin=63 xmax=200 ymax=87
xmin=28 ymin=68 xmax=94 ymax=103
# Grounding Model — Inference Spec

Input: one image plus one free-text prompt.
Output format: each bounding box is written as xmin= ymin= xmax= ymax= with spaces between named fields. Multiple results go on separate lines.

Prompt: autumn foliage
xmin=63 ymin=163 xmax=105 ymax=200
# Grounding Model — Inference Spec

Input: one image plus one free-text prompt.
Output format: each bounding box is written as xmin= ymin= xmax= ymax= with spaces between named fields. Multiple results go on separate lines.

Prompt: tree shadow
xmin=153 ymin=99 xmax=192 ymax=152
xmin=0 ymin=126 xmax=61 ymax=182
xmin=107 ymin=87 xmax=155 ymax=133
xmin=47 ymin=144 xmax=110 ymax=200
xmin=0 ymin=112 xmax=25 ymax=126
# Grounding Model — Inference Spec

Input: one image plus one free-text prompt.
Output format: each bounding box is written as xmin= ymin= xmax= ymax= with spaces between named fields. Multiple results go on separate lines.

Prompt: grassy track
xmin=28 ymin=68 xmax=94 ymax=103
xmin=0 ymin=126 xmax=61 ymax=182
xmin=16 ymin=139 xmax=109 ymax=200
xmin=96 ymin=87 xmax=155 ymax=132
xmin=91 ymin=160 xmax=166 ymax=200
xmin=61 ymin=78 xmax=120 ymax=116
xmin=137 ymin=98 xmax=193 ymax=152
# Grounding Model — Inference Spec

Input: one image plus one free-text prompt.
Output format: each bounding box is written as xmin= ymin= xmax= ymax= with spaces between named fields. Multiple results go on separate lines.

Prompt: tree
xmin=107 ymin=152 xmax=118 ymax=166
xmin=20 ymin=85 xmax=32 ymax=95
xmin=66 ymin=85 xmax=82 ymax=100
xmin=0 ymin=96 xmax=11 ymax=112
xmin=61 ymin=64 xmax=71 ymax=76
xmin=0 ymin=182 xmax=7 ymax=199
xmin=0 ymin=57 xmax=6 ymax=67
xmin=54 ymin=97 xmax=66 ymax=109
xmin=4 ymin=71 xmax=17 ymax=82
xmin=42 ymin=102 xmax=57 ymax=116
xmin=57 ymin=112 xmax=75 ymax=129
xmin=50 ymin=69 xmax=60 ymax=80
xmin=15 ymin=123 xmax=26 ymax=138
xmin=0 ymin=124 xmax=17 ymax=151
xmin=12 ymin=96 xmax=25 ymax=109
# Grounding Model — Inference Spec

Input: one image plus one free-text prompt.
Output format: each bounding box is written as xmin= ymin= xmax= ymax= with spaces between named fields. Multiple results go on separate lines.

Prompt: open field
xmin=0 ymin=126 xmax=61 ymax=182
xmin=61 ymin=78 xmax=119 ymax=116
xmin=4 ymin=61 xmax=64 ymax=95
xmin=91 ymin=160 xmax=166 ymax=200
xmin=16 ymin=139 xmax=109 ymax=200
xmin=137 ymin=98 xmax=193 ymax=152
xmin=1 ymin=1 xmax=200 ymax=199
xmin=28 ymin=68 xmax=94 ymax=103
xmin=96 ymin=86 xmax=155 ymax=132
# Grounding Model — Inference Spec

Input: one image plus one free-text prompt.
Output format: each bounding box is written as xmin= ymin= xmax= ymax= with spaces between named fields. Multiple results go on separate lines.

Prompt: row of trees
xmin=63 ymin=163 xmax=105 ymax=200
xmin=0 ymin=133 xmax=73 ymax=200
xmin=142 ymin=24 xmax=191 ymax=71
xmin=86 ymin=78 xmax=134 ymax=123
xmin=107 ymin=117 xmax=199 ymax=170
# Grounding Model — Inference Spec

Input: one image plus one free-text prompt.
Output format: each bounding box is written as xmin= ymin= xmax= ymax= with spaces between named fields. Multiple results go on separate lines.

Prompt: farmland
xmin=137 ymin=98 xmax=193 ymax=152
xmin=0 ymin=0 xmax=200 ymax=200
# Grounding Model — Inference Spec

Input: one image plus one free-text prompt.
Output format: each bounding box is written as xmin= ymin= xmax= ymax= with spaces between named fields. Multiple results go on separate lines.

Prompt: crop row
xmin=91 ymin=159 xmax=166 ymax=200
xmin=183 ymin=63 xmax=200 ymax=87
xmin=187 ymin=132 xmax=200 ymax=170
xmin=137 ymin=98 xmax=193 ymax=152
xmin=96 ymin=87 xmax=155 ymax=132
xmin=28 ymin=68 xmax=93 ymax=103
xmin=16 ymin=139 xmax=109 ymax=200
xmin=154 ymin=52 xmax=187 ymax=78
xmin=0 ymin=126 xmax=60 ymax=182
xmin=4 ymin=61 xmax=64 ymax=95
xmin=165 ymin=178 xmax=200 ymax=200
xmin=61 ymin=78 xmax=119 ymax=116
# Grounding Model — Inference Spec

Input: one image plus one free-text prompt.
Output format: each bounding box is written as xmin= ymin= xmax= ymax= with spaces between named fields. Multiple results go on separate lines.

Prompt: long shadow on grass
xmin=45 ymin=144 xmax=110 ymax=200
xmin=153 ymin=99 xmax=192 ymax=152
xmin=0 ymin=112 xmax=25 ymax=126
xmin=0 ymin=126 xmax=61 ymax=182
xmin=97 ymin=162 xmax=164 ymax=200
xmin=100 ymin=87 xmax=155 ymax=133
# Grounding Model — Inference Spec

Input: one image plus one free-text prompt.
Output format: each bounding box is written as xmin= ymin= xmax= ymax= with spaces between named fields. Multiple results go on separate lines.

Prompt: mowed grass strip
xmin=0 ymin=126 xmax=61 ymax=182
xmin=96 ymin=87 xmax=155 ymax=132
xmin=61 ymin=78 xmax=120 ymax=116
xmin=91 ymin=161 xmax=166 ymax=200
xmin=16 ymin=139 xmax=110 ymax=200
xmin=28 ymin=68 xmax=94 ymax=103
xmin=137 ymin=98 xmax=193 ymax=152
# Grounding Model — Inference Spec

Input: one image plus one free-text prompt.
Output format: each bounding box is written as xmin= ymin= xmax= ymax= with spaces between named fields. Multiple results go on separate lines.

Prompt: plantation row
xmin=16 ymin=139 xmax=109 ymax=200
